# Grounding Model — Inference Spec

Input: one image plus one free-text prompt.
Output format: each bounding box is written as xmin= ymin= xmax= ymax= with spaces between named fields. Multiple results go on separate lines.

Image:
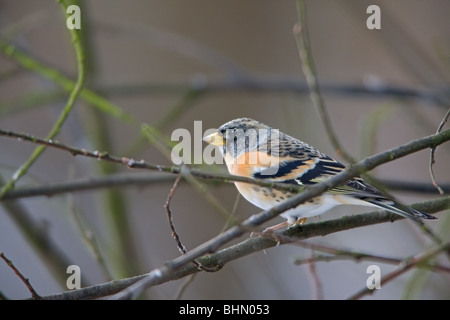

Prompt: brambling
xmin=203 ymin=117 xmax=436 ymax=230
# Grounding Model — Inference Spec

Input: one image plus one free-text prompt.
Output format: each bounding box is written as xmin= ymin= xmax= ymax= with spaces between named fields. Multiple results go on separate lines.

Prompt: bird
xmin=203 ymin=117 xmax=436 ymax=231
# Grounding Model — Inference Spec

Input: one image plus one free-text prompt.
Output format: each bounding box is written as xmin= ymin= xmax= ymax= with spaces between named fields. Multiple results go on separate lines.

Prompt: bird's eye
xmin=217 ymin=129 xmax=227 ymax=140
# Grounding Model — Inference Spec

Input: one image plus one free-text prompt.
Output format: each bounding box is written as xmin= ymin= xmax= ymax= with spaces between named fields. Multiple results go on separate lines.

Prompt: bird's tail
xmin=367 ymin=199 xmax=437 ymax=221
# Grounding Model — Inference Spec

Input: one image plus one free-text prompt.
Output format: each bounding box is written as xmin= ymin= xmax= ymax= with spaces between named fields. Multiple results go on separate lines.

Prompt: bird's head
xmin=203 ymin=118 xmax=275 ymax=159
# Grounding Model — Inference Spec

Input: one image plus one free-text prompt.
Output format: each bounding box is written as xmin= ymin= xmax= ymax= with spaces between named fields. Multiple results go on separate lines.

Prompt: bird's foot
xmin=250 ymin=218 xmax=307 ymax=245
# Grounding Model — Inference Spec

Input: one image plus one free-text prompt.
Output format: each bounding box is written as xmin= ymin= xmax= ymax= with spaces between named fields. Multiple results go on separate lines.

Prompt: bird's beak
xmin=203 ymin=132 xmax=225 ymax=146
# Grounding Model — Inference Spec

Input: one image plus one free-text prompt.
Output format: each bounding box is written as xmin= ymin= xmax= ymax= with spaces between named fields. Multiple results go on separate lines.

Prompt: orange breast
xmin=224 ymin=151 xmax=279 ymax=177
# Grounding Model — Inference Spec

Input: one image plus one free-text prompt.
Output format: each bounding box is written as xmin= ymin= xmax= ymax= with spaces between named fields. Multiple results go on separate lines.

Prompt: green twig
xmin=0 ymin=1 xmax=85 ymax=199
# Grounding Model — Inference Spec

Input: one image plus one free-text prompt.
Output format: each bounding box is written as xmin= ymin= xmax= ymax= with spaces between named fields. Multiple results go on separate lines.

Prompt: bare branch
xmin=165 ymin=173 xmax=187 ymax=255
xmin=429 ymin=107 xmax=450 ymax=195
xmin=0 ymin=252 xmax=42 ymax=300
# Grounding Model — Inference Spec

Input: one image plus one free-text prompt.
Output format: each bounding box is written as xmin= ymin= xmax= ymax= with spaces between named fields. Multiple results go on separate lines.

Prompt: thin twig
xmin=164 ymin=168 xmax=221 ymax=274
xmin=165 ymin=173 xmax=187 ymax=255
xmin=0 ymin=252 xmax=42 ymax=300
xmin=294 ymin=0 xmax=355 ymax=163
xmin=429 ymin=107 xmax=450 ymax=195
xmin=306 ymin=250 xmax=323 ymax=300
xmin=172 ymin=173 xmax=241 ymax=299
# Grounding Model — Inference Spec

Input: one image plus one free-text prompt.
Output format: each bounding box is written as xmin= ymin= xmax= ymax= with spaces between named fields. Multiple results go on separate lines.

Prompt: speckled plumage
xmin=204 ymin=118 xmax=436 ymax=228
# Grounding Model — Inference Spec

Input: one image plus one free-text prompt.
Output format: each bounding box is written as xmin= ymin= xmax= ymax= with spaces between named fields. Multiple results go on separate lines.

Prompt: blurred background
xmin=0 ymin=0 xmax=449 ymax=299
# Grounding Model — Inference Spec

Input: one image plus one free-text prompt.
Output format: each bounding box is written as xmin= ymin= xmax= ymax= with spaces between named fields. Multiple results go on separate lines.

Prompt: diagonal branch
xmin=0 ymin=252 xmax=42 ymax=300
xmin=41 ymin=196 xmax=450 ymax=300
